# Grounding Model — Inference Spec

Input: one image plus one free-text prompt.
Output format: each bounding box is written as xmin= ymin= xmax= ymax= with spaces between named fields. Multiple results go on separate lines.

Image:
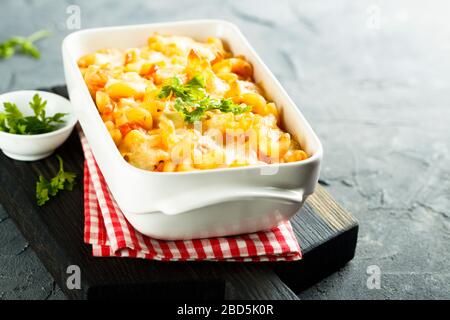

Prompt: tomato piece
xmin=118 ymin=123 xmax=145 ymax=137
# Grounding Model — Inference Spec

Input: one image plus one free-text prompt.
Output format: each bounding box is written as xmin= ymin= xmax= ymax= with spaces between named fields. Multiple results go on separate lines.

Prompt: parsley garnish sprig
xmin=0 ymin=94 xmax=67 ymax=135
xmin=0 ymin=29 xmax=51 ymax=60
xmin=158 ymin=75 xmax=251 ymax=123
xmin=36 ymin=155 xmax=76 ymax=206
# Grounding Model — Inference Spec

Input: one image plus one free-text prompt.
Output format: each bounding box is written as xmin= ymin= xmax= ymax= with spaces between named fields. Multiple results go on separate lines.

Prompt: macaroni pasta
xmin=78 ymin=34 xmax=308 ymax=172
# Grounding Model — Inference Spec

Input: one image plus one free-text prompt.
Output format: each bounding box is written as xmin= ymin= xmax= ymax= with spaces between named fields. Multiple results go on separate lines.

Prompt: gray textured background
xmin=1 ymin=0 xmax=449 ymax=300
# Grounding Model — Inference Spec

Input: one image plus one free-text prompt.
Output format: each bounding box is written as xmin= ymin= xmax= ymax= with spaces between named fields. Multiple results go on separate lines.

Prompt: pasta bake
xmin=77 ymin=34 xmax=308 ymax=172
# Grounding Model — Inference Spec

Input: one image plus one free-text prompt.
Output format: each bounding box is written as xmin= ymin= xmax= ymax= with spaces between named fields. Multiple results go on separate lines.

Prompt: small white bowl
xmin=0 ymin=90 xmax=77 ymax=161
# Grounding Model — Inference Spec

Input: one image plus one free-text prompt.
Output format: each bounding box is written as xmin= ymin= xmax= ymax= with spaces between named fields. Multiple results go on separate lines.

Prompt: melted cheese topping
xmin=78 ymin=34 xmax=308 ymax=172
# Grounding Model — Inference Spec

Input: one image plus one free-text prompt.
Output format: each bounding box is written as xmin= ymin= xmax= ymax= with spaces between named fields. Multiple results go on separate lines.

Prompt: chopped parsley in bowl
xmin=0 ymin=90 xmax=77 ymax=161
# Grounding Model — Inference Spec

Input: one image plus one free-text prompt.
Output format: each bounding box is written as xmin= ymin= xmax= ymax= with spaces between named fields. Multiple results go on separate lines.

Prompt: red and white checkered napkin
xmin=80 ymin=131 xmax=301 ymax=262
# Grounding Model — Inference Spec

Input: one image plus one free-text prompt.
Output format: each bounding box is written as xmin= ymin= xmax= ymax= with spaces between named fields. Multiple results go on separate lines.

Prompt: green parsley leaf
xmin=36 ymin=176 xmax=51 ymax=206
xmin=1 ymin=102 xmax=26 ymax=134
xmin=36 ymin=155 xmax=76 ymax=206
xmin=3 ymin=102 xmax=24 ymax=119
xmin=0 ymin=29 xmax=50 ymax=60
xmin=158 ymin=75 xmax=207 ymax=101
xmin=0 ymin=113 xmax=6 ymax=131
xmin=184 ymin=74 xmax=205 ymax=91
xmin=174 ymin=97 xmax=207 ymax=123
xmin=219 ymin=98 xmax=251 ymax=115
xmin=159 ymin=75 xmax=251 ymax=123
xmin=29 ymin=93 xmax=47 ymax=119
xmin=0 ymin=93 xmax=67 ymax=135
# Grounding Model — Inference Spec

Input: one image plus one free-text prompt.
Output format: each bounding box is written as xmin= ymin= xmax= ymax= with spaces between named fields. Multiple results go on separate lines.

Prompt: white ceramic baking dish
xmin=62 ymin=20 xmax=323 ymax=240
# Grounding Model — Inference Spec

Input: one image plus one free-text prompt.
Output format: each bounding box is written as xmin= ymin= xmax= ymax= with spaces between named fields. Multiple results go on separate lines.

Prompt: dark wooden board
xmin=0 ymin=86 xmax=358 ymax=300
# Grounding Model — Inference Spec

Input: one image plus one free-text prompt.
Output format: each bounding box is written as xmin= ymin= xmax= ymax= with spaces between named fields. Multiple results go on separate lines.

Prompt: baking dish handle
xmin=158 ymin=188 xmax=304 ymax=216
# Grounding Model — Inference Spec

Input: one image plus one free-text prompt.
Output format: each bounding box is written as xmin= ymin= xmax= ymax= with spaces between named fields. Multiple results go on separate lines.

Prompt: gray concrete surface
xmin=0 ymin=0 xmax=449 ymax=300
